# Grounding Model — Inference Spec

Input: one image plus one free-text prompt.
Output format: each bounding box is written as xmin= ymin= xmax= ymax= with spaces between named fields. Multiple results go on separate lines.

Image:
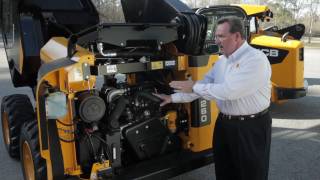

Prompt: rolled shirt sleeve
xmin=171 ymin=92 xmax=200 ymax=103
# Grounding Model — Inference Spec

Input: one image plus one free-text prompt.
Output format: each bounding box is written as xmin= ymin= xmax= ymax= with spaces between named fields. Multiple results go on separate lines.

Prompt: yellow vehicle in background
xmin=197 ymin=4 xmax=308 ymax=103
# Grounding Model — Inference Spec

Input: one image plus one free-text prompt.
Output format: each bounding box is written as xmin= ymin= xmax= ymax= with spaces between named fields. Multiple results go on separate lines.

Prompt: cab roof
xmin=232 ymin=4 xmax=270 ymax=16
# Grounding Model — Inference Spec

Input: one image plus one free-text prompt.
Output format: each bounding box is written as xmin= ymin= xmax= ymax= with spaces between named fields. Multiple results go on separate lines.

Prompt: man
xmin=155 ymin=16 xmax=272 ymax=180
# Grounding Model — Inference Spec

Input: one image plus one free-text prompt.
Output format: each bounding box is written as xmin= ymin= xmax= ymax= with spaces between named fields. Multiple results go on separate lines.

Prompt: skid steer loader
xmin=197 ymin=4 xmax=308 ymax=103
xmin=1 ymin=0 xmax=216 ymax=179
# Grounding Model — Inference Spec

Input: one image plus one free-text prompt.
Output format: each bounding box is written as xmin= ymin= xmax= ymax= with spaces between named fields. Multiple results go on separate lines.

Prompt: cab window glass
xmin=249 ymin=17 xmax=257 ymax=33
xmin=200 ymin=8 xmax=246 ymax=42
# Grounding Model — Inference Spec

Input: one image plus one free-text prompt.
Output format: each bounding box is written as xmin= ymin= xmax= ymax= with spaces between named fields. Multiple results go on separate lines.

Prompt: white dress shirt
xmin=171 ymin=41 xmax=271 ymax=115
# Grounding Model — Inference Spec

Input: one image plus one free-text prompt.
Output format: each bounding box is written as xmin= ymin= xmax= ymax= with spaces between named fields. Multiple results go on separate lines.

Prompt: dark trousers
xmin=212 ymin=112 xmax=272 ymax=180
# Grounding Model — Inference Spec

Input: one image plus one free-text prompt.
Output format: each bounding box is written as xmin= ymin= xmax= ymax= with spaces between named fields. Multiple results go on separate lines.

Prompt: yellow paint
xmin=90 ymin=161 xmax=111 ymax=180
xmin=177 ymin=55 xmax=188 ymax=71
xmin=165 ymin=111 xmax=178 ymax=133
xmin=250 ymin=35 xmax=304 ymax=89
xmin=46 ymin=160 xmax=53 ymax=180
xmin=37 ymin=37 xmax=97 ymax=178
xmin=233 ymin=4 xmax=269 ymax=16
xmin=178 ymin=56 xmax=219 ymax=152
xmin=19 ymin=40 xmax=24 ymax=74
xmin=126 ymin=74 xmax=136 ymax=85
xmin=151 ymin=61 xmax=164 ymax=70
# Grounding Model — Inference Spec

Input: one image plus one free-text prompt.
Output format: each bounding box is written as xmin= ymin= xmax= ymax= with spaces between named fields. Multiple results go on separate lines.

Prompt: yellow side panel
xmin=185 ymin=101 xmax=218 ymax=152
xmin=55 ymin=93 xmax=82 ymax=175
xmin=250 ymin=35 xmax=304 ymax=89
xmin=182 ymin=55 xmax=220 ymax=152
xmin=177 ymin=55 xmax=188 ymax=71
xmin=233 ymin=4 xmax=269 ymax=16
xmin=38 ymin=37 xmax=97 ymax=177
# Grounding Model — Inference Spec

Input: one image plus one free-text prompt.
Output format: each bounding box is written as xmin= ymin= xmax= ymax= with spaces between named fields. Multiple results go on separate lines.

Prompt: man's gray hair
xmin=217 ymin=16 xmax=245 ymax=39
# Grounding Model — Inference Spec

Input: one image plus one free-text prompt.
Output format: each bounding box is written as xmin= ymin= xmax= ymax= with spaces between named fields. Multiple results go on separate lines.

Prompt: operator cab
xmin=196 ymin=6 xmax=248 ymax=54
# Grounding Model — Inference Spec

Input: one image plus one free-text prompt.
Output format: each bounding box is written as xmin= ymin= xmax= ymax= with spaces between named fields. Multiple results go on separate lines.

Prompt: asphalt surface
xmin=0 ymin=47 xmax=319 ymax=180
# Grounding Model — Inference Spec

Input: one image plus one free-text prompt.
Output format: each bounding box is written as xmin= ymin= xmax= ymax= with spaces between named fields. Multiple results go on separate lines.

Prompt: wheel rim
xmin=1 ymin=111 xmax=10 ymax=146
xmin=22 ymin=141 xmax=35 ymax=180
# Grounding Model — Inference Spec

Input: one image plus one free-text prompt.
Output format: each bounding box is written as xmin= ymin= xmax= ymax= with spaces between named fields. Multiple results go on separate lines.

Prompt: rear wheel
xmin=20 ymin=120 xmax=47 ymax=180
xmin=1 ymin=94 xmax=34 ymax=158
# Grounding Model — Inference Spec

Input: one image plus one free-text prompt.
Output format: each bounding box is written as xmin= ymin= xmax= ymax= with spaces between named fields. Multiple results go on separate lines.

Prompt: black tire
xmin=1 ymin=94 xmax=34 ymax=158
xmin=20 ymin=120 xmax=47 ymax=180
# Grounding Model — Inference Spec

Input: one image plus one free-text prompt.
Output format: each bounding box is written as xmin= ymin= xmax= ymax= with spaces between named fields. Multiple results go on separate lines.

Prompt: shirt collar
xmin=225 ymin=41 xmax=249 ymax=63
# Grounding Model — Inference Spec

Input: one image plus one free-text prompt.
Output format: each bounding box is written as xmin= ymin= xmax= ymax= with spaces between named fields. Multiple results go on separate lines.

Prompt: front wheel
xmin=20 ymin=121 xmax=47 ymax=180
xmin=1 ymin=94 xmax=34 ymax=158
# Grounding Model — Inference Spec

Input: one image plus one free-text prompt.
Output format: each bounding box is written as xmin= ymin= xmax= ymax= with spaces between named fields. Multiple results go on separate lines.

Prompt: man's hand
xmin=153 ymin=94 xmax=172 ymax=107
xmin=169 ymin=80 xmax=195 ymax=93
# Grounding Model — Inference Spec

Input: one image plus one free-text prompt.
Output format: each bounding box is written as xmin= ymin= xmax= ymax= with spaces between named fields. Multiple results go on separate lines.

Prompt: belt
xmin=220 ymin=108 xmax=269 ymax=121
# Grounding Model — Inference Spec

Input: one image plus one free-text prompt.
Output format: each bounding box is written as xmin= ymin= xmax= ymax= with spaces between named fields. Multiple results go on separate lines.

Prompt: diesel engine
xmin=75 ymin=79 xmax=184 ymax=174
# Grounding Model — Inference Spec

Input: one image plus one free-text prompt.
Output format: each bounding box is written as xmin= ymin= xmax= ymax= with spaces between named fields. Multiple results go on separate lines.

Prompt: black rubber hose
xmin=135 ymin=91 xmax=162 ymax=103
xmin=108 ymin=96 xmax=129 ymax=129
xmin=175 ymin=13 xmax=208 ymax=55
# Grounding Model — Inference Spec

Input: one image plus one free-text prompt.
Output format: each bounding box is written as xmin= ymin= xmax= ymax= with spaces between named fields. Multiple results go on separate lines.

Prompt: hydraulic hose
xmin=175 ymin=13 xmax=208 ymax=55
xmin=108 ymin=96 xmax=129 ymax=129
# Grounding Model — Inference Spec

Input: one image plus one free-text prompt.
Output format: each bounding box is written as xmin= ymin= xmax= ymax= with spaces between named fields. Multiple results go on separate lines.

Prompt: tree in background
xmin=183 ymin=0 xmax=241 ymax=8
xmin=267 ymin=1 xmax=296 ymax=28
xmin=91 ymin=0 xmax=124 ymax=22
xmin=306 ymin=0 xmax=320 ymax=42
xmin=90 ymin=0 xmax=320 ymax=37
xmin=284 ymin=0 xmax=306 ymax=23
xmin=266 ymin=0 xmax=307 ymax=26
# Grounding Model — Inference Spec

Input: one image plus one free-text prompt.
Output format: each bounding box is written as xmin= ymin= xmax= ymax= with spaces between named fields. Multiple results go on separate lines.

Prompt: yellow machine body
xmin=37 ymin=37 xmax=97 ymax=178
xmin=250 ymin=34 xmax=305 ymax=102
xmin=33 ymin=37 xmax=217 ymax=179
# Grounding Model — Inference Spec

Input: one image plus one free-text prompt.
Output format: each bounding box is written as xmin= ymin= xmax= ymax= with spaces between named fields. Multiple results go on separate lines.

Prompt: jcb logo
xmin=260 ymin=49 xmax=279 ymax=57
xmin=253 ymin=45 xmax=288 ymax=64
